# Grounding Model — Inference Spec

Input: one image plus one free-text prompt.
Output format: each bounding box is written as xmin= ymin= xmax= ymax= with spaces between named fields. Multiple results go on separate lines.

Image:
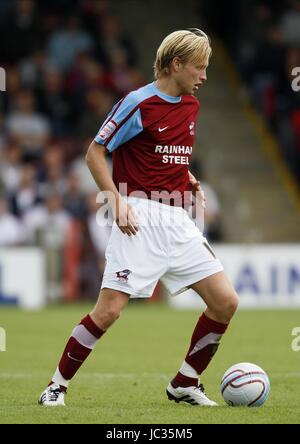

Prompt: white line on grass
xmin=2 ymin=372 xmax=299 ymax=379
xmin=270 ymin=372 xmax=300 ymax=378
xmin=0 ymin=372 xmax=170 ymax=379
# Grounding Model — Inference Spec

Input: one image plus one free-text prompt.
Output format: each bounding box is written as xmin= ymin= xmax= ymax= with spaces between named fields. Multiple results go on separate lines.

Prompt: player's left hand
xmin=188 ymin=171 xmax=206 ymax=209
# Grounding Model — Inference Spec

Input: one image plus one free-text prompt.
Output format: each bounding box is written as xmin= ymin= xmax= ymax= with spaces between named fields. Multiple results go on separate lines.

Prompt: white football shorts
xmin=101 ymin=197 xmax=224 ymax=298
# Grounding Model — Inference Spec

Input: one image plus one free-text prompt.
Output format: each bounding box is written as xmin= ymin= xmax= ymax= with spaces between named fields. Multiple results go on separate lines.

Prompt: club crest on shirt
xmin=116 ymin=269 xmax=131 ymax=282
xmin=99 ymin=121 xmax=117 ymax=140
xmin=189 ymin=122 xmax=195 ymax=135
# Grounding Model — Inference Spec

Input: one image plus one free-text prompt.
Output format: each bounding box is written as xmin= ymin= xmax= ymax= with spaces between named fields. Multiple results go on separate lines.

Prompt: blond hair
xmin=154 ymin=29 xmax=211 ymax=79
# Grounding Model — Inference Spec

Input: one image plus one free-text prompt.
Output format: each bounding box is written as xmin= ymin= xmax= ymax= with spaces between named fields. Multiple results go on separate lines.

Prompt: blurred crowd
xmin=0 ymin=0 xmax=145 ymax=298
xmin=201 ymin=0 xmax=300 ymax=184
xmin=0 ymin=0 xmax=223 ymax=299
xmin=237 ymin=0 xmax=300 ymax=183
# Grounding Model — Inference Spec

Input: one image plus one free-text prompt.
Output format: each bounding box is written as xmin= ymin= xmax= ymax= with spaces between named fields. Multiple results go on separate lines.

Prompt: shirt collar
xmin=151 ymin=82 xmax=182 ymax=103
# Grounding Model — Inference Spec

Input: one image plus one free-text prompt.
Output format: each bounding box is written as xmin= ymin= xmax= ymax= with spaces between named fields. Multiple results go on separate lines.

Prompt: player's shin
xmin=50 ymin=314 xmax=105 ymax=390
xmin=172 ymin=313 xmax=228 ymax=388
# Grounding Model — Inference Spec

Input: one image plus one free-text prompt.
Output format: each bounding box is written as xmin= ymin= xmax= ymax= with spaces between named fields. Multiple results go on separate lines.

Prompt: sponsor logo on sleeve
xmin=99 ymin=121 xmax=117 ymax=140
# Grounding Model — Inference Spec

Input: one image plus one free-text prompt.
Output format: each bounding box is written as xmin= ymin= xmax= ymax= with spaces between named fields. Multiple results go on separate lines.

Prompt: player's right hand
xmin=113 ymin=199 xmax=139 ymax=236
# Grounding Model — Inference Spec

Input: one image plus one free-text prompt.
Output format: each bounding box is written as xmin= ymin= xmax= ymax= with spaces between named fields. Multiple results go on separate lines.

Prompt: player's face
xmin=177 ymin=62 xmax=208 ymax=95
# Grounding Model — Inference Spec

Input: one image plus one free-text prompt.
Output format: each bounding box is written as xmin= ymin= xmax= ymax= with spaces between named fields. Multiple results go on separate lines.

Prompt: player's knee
xmin=91 ymin=305 xmax=122 ymax=330
xmin=91 ymin=304 xmax=121 ymax=330
xmin=91 ymin=289 xmax=129 ymax=330
xmin=103 ymin=307 xmax=121 ymax=325
xmin=212 ymin=292 xmax=238 ymax=323
xmin=221 ymin=292 xmax=239 ymax=321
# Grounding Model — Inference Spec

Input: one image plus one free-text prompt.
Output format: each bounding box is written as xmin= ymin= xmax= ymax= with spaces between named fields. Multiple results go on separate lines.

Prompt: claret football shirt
xmin=94 ymin=82 xmax=200 ymax=206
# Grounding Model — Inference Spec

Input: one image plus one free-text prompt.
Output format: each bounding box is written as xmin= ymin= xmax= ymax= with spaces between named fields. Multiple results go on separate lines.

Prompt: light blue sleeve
xmin=94 ymin=92 xmax=144 ymax=152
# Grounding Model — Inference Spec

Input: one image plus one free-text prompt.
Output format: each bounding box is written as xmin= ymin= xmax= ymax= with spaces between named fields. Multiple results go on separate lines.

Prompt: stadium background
xmin=0 ymin=0 xmax=300 ymax=424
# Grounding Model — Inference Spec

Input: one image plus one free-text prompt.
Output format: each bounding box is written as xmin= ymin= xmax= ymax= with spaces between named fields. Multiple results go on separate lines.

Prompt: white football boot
xmin=166 ymin=382 xmax=218 ymax=406
xmin=38 ymin=383 xmax=66 ymax=406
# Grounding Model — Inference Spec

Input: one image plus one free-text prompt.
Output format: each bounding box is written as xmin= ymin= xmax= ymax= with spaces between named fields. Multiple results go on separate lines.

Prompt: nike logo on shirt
xmin=158 ymin=126 xmax=169 ymax=132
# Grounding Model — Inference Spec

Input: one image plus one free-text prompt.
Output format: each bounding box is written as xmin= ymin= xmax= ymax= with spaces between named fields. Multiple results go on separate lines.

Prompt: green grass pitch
xmin=0 ymin=302 xmax=300 ymax=424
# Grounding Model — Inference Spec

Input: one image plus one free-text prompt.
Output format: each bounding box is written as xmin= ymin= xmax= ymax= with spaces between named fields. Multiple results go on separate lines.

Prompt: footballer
xmin=39 ymin=28 xmax=238 ymax=407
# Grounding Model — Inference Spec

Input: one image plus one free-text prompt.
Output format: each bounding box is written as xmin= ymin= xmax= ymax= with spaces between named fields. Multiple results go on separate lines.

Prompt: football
xmin=221 ymin=362 xmax=270 ymax=407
